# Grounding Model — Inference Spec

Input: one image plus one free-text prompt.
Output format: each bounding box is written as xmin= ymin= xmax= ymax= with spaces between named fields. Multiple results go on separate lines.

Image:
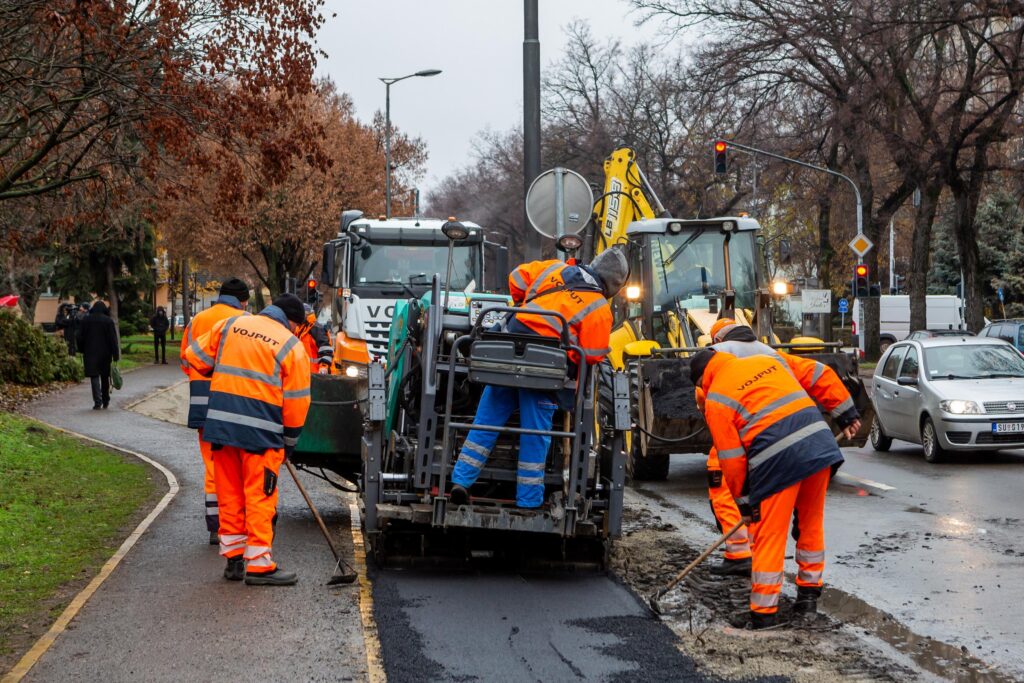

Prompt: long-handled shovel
xmin=284 ymin=460 xmax=358 ymax=585
xmin=649 ymin=520 xmax=743 ymax=615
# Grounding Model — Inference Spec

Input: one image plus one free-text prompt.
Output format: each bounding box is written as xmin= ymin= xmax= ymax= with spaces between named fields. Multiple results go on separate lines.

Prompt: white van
xmin=852 ymin=295 xmax=965 ymax=353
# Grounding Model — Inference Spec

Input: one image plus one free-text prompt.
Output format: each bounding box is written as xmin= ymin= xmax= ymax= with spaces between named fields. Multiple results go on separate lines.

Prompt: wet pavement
xmin=20 ymin=366 xmax=367 ymax=682
xmin=632 ymin=442 xmax=1024 ymax=681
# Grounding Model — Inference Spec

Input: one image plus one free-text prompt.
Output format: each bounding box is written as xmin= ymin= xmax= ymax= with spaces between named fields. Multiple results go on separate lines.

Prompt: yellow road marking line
xmin=122 ymin=378 xmax=188 ymax=411
xmin=2 ymin=423 xmax=180 ymax=683
xmin=348 ymin=503 xmax=386 ymax=683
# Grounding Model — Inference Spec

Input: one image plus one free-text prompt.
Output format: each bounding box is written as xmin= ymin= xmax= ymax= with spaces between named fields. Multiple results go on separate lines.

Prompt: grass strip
xmin=0 ymin=413 xmax=157 ymax=659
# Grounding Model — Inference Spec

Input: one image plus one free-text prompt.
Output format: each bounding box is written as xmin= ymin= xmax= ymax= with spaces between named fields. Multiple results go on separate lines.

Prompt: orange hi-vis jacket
xmin=508 ymin=259 xmax=612 ymax=364
xmin=712 ymin=327 xmax=858 ymax=426
xmin=184 ymin=307 xmax=311 ymax=454
xmin=701 ymin=351 xmax=844 ymax=510
xmin=180 ymin=297 xmax=248 ymax=429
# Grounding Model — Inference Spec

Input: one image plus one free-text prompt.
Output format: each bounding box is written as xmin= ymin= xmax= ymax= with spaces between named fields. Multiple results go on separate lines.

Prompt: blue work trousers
xmin=451 ymin=385 xmax=557 ymax=508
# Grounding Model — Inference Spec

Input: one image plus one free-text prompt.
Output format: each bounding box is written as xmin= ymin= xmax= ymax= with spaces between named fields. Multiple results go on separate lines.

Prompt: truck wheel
xmin=921 ymin=416 xmax=947 ymax=463
xmin=870 ymin=414 xmax=892 ymax=452
xmin=879 ymin=337 xmax=895 ymax=354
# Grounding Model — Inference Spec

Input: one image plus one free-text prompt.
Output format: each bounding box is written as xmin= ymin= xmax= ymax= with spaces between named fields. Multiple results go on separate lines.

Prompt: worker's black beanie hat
xmin=273 ymin=294 xmax=307 ymax=324
xmin=689 ymin=348 xmax=716 ymax=387
xmin=220 ymin=277 xmax=251 ymax=302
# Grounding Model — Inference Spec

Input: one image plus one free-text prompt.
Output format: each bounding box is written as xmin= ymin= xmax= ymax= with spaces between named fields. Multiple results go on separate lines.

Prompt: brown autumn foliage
xmin=0 ymin=0 xmax=326 ymax=238
xmin=158 ymin=82 xmax=428 ymax=298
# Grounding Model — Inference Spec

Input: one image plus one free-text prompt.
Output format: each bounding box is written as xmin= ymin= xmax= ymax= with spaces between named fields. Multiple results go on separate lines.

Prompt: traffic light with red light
xmin=853 ymin=264 xmax=869 ymax=298
xmin=714 ymin=140 xmax=728 ymax=174
xmin=305 ymin=278 xmax=319 ymax=304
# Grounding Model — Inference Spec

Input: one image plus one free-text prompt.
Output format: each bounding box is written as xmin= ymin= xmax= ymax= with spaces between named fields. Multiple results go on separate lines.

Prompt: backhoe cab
xmin=592 ymin=148 xmax=872 ymax=481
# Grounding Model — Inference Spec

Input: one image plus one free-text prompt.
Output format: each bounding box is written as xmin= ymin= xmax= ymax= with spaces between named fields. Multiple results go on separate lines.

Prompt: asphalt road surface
xmin=632 ymin=441 xmax=1024 ymax=681
xmin=19 ymin=367 xmax=777 ymax=682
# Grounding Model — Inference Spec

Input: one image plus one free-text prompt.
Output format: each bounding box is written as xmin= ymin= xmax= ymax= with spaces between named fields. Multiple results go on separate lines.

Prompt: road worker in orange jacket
xmin=298 ymin=304 xmax=333 ymax=373
xmin=184 ymin=293 xmax=311 ymax=585
xmin=450 ymin=246 xmax=628 ymax=508
xmin=179 ymin=277 xmax=251 ymax=544
xmin=690 ymin=346 xmax=857 ymax=628
xmin=701 ymin=318 xmax=862 ymax=577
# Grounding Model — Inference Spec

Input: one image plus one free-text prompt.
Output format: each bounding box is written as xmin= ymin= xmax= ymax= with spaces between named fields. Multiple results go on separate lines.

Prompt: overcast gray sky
xmin=315 ymin=1 xmax=664 ymax=194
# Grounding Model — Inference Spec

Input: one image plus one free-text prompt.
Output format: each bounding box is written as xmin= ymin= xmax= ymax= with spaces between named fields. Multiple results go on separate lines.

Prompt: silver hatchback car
xmin=871 ymin=337 xmax=1024 ymax=462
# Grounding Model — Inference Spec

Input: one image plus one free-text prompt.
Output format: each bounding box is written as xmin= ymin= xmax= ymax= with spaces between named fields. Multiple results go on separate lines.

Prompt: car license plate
xmin=993 ymin=422 xmax=1024 ymax=433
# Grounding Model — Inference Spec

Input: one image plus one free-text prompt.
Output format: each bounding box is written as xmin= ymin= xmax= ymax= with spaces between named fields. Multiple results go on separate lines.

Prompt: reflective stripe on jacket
xmin=179 ymin=299 xmax=248 ymax=429
xmin=701 ymin=351 xmax=844 ymax=507
xmin=508 ymin=259 xmax=611 ymax=364
xmin=184 ymin=307 xmax=311 ymax=453
xmin=712 ymin=336 xmax=858 ymax=426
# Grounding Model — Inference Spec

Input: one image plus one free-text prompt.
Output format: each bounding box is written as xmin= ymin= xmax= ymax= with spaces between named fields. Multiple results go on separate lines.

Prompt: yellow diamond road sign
xmin=849 ymin=233 xmax=874 ymax=258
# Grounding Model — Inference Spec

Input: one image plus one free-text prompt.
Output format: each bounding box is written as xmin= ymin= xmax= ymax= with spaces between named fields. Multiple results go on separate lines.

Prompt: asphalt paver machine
xmin=360 ymin=218 xmax=630 ymax=566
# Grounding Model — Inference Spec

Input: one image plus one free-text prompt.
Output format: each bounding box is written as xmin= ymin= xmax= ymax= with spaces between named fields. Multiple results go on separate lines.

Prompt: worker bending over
xmin=179 ymin=277 xmax=251 ymax=544
xmin=185 ymin=293 xmax=311 ymax=585
xmin=450 ymin=247 xmax=628 ymax=508
xmin=690 ymin=346 xmax=857 ymax=628
xmin=702 ymin=318 xmax=861 ymax=577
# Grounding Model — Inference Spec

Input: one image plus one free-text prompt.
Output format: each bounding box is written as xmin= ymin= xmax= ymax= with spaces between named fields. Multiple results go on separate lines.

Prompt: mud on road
xmin=610 ymin=506 xmax=927 ymax=682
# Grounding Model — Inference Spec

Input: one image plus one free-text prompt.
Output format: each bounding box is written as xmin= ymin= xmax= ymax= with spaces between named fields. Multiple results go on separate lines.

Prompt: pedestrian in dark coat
xmin=150 ymin=306 xmax=170 ymax=364
xmin=77 ymin=301 xmax=120 ymax=409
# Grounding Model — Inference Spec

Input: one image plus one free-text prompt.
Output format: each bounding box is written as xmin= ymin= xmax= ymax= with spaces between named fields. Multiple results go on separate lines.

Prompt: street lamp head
xmin=415 ymin=69 xmax=442 ymax=77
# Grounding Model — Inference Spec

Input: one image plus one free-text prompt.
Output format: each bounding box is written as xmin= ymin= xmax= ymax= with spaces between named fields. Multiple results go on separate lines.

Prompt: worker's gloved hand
xmin=284 ymin=446 xmax=294 ymax=461
xmin=841 ymin=418 xmax=862 ymax=440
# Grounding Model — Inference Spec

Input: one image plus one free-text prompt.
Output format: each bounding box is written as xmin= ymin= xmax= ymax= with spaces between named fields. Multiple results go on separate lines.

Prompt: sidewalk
xmin=21 ymin=365 xmax=366 ymax=682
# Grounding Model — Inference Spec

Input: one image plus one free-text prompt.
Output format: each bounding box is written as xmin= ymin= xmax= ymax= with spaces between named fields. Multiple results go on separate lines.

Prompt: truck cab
xmin=292 ymin=212 xmax=506 ymax=481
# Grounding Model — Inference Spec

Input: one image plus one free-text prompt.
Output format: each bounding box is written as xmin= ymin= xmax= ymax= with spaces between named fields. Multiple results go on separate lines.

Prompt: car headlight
xmin=940 ymin=400 xmax=982 ymax=414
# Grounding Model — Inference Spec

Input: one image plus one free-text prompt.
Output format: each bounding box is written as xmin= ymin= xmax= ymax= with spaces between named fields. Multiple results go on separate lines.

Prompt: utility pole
xmin=523 ymin=0 xmax=542 ymax=260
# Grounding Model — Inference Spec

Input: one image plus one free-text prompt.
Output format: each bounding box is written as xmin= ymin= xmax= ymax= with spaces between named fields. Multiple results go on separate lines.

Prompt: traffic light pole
xmin=717 ymin=139 xmax=863 ymax=236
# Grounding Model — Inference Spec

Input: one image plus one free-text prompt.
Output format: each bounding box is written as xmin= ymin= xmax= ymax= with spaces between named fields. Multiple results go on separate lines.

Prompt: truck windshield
xmin=650 ymin=230 xmax=757 ymax=311
xmin=352 ymin=244 xmax=481 ymax=291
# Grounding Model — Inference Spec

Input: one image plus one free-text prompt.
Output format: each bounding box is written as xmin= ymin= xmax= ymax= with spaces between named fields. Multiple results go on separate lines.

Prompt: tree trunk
xmin=816 ymin=181 xmax=837 ymax=343
xmin=908 ymin=180 xmax=942 ymax=333
xmin=182 ymin=259 xmax=192 ymax=328
xmin=106 ymin=260 xmax=119 ymax=322
xmin=948 ymin=146 xmax=988 ymax=332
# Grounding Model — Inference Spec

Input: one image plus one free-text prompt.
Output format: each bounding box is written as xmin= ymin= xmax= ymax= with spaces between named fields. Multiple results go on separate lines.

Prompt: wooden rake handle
xmin=654 ymin=520 xmax=744 ymax=599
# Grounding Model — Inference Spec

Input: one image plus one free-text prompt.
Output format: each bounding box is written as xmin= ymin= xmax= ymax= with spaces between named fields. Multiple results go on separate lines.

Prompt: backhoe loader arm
xmin=593 ymin=148 xmax=666 ymax=255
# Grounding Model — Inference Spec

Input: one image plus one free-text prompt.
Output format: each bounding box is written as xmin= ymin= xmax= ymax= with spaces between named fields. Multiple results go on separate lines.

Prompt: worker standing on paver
xmin=185 ymin=293 xmax=311 ymax=585
xmin=690 ymin=347 xmax=848 ymax=629
xmin=701 ymin=318 xmax=862 ymax=577
xmin=449 ymin=247 xmax=628 ymax=508
xmin=180 ymin=278 xmax=251 ymax=544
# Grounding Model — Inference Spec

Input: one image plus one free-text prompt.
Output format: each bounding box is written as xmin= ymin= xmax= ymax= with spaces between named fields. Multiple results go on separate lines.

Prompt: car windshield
xmin=924 ymin=344 xmax=1024 ymax=379
xmin=650 ymin=229 xmax=757 ymax=311
xmin=352 ymin=243 xmax=480 ymax=291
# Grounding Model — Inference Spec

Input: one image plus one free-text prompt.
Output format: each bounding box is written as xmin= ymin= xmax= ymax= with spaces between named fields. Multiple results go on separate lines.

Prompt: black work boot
xmin=710 ymin=556 xmax=752 ymax=577
xmin=449 ymin=484 xmax=469 ymax=506
xmin=729 ymin=610 xmax=778 ymax=630
xmin=793 ymin=586 xmax=822 ymax=615
xmin=223 ymin=556 xmax=245 ymax=581
xmin=245 ymin=568 xmax=298 ymax=586
xmin=209 ymin=530 xmax=219 ymax=546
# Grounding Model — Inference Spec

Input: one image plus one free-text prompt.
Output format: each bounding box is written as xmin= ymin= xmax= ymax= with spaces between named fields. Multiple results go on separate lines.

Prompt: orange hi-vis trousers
xmin=198 ymin=430 xmax=218 ymax=532
xmin=214 ymin=445 xmax=284 ymax=574
xmin=748 ymin=466 xmax=830 ymax=615
xmin=707 ymin=448 xmax=751 ymax=560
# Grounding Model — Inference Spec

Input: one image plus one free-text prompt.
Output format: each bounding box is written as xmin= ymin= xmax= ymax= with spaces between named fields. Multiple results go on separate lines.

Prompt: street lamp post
xmin=380 ymin=69 xmax=441 ymax=218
